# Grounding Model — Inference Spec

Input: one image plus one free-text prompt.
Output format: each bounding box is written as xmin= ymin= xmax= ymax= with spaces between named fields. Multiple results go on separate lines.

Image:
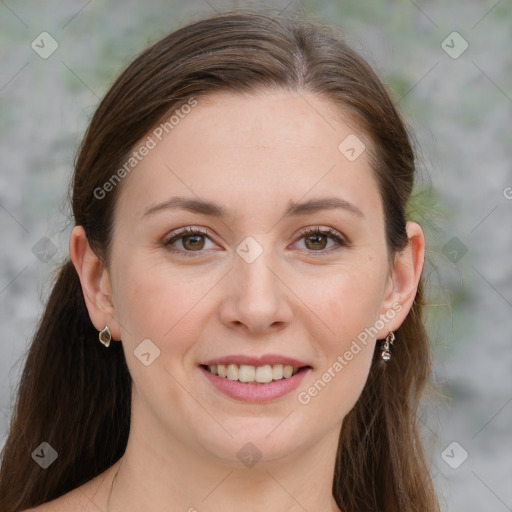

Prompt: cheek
xmin=298 ymin=341 xmax=374 ymax=435
xmin=112 ymin=255 xmax=219 ymax=349
xmin=299 ymin=260 xmax=387 ymax=345
xmin=293 ymin=262 xmax=384 ymax=416
xmin=296 ymin=277 xmax=380 ymax=428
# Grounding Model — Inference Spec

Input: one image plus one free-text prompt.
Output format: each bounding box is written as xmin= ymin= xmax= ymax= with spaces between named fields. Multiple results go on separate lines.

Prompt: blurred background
xmin=0 ymin=1 xmax=511 ymax=510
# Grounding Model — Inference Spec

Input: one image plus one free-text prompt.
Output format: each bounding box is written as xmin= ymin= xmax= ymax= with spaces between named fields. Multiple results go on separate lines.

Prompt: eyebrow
xmin=142 ymin=196 xmax=365 ymax=220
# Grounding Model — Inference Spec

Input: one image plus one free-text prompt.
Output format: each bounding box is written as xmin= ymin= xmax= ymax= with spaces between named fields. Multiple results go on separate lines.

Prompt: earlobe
xmin=69 ymin=225 xmax=120 ymax=340
xmin=378 ymin=221 xmax=425 ymax=337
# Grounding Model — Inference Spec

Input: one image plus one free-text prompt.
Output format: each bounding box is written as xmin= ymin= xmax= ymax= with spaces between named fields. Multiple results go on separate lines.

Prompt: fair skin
xmin=28 ymin=89 xmax=424 ymax=512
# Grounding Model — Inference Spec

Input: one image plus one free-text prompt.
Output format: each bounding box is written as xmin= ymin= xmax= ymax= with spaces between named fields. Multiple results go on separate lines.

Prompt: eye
xmin=293 ymin=226 xmax=348 ymax=254
xmin=163 ymin=225 xmax=349 ymax=258
xmin=163 ymin=227 xmax=218 ymax=257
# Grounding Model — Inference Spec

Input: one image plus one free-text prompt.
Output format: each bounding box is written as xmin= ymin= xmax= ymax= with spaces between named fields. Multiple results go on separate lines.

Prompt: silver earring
xmin=98 ymin=325 xmax=112 ymax=347
xmin=380 ymin=331 xmax=395 ymax=361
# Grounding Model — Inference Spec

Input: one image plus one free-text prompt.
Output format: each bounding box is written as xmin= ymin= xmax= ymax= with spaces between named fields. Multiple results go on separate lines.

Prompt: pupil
xmin=306 ymin=234 xmax=326 ymax=250
xmin=184 ymin=235 xmax=204 ymax=250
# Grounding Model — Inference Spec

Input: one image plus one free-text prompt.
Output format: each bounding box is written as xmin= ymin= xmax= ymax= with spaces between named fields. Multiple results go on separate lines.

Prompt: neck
xmin=107 ymin=399 xmax=343 ymax=512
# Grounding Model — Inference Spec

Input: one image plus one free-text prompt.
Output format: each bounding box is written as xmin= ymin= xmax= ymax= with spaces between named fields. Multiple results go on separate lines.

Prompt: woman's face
xmin=103 ymin=89 xmax=410 ymax=465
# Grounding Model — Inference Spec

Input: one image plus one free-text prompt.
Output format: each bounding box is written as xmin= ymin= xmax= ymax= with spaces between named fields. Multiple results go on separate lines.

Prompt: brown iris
xmin=182 ymin=234 xmax=205 ymax=251
xmin=304 ymin=233 xmax=328 ymax=250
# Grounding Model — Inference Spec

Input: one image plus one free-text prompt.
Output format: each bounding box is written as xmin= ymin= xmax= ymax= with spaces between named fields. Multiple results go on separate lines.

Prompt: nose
xmin=218 ymin=244 xmax=293 ymax=335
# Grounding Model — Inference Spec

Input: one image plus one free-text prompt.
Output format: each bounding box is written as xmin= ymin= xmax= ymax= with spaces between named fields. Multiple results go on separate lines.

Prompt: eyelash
xmin=163 ymin=226 xmax=349 ymax=258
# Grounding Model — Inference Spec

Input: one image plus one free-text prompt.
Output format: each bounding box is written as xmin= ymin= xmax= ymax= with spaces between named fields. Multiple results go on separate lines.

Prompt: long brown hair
xmin=0 ymin=9 xmax=439 ymax=512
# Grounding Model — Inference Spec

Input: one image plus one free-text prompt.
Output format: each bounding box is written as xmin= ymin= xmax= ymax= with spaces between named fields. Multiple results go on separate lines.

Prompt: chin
xmin=191 ymin=416 xmax=312 ymax=466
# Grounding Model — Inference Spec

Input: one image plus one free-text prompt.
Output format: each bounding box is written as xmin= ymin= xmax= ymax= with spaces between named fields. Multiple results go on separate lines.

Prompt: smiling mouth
xmin=200 ymin=363 xmax=311 ymax=385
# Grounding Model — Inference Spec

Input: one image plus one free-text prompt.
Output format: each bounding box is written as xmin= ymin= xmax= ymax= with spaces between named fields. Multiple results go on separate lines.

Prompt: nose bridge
xmin=220 ymin=234 xmax=291 ymax=332
xmin=235 ymin=238 xmax=280 ymax=304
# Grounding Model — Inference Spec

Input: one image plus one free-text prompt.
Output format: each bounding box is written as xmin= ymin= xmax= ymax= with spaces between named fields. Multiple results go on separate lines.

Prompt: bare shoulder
xmin=21 ymin=497 xmax=73 ymax=511
xmin=20 ymin=488 xmax=89 ymax=512
xmin=20 ymin=465 xmax=116 ymax=512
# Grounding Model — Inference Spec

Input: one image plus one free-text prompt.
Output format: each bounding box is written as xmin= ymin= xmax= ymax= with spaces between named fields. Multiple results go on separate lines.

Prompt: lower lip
xmin=199 ymin=366 xmax=311 ymax=403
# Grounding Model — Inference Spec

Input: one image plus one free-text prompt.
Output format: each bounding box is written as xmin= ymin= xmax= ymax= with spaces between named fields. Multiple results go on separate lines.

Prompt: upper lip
xmin=201 ymin=354 xmax=311 ymax=368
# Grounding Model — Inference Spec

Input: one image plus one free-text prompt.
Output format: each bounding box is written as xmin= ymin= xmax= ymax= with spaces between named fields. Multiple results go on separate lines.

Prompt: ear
xmin=69 ymin=225 xmax=121 ymax=341
xmin=376 ymin=221 xmax=425 ymax=338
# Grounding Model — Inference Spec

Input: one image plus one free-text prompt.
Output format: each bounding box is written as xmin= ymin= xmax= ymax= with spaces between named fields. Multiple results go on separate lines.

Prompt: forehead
xmin=114 ymin=89 xmax=381 ymax=225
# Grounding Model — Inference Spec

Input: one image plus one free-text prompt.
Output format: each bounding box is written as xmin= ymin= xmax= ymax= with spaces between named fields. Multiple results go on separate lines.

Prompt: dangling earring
xmin=99 ymin=325 xmax=112 ymax=347
xmin=380 ymin=331 xmax=395 ymax=361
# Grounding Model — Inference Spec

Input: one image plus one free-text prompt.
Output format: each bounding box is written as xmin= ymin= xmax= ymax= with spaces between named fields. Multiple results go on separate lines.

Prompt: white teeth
xmin=217 ymin=364 xmax=227 ymax=378
xmin=204 ymin=363 xmax=303 ymax=383
xmin=272 ymin=364 xmax=283 ymax=380
xmin=238 ymin=364 xmax=255 ymax=382
xmin=255 ymin=365 xmax=273 ymax=383
xmin=283 ymin=365 xmax=293 ymax=378
xmin=226 ymin=364 xmax=238 ymax=381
